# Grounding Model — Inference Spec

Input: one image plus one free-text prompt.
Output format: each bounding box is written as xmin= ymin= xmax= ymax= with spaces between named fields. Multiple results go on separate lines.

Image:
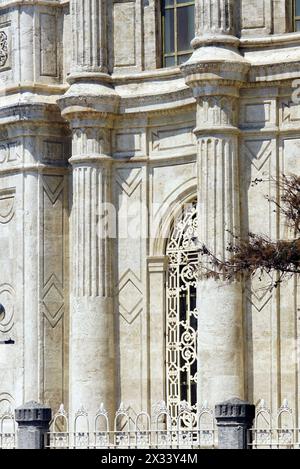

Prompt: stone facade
xmin=0 ymin=0 xmax=300 ymax=427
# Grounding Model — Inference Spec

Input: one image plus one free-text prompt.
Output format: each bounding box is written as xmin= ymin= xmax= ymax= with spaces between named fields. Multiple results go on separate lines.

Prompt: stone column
xmin=195 ymin=0 xmax=236 ymax=37
xmin=15 ymin=402 xmax=52 ymax=449
xmin=68 ymin=119 xmax=116 ymax=420
xmin=71 ymin=0 xmax=107 ymax=73
xmin=59 ymin=1 xmax=119 ymax=422
xmin=181 ymin=0 xmax=249 ymax=406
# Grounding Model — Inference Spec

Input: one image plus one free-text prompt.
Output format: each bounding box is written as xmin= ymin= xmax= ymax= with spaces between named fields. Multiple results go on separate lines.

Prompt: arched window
xmin=162 ymin=0 xmax=195 ymax=67
xmin=166 ymin=200 xmax=198 ymax=424
xmin=293 ymin=0 xmax=300 ymax=31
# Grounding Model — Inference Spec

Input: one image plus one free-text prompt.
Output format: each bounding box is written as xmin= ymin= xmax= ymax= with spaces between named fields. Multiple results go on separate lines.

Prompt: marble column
xmin=181 ymin=0 xmax=249 ymax=406
xmin=69 ymin=121 xmax=116 ymax=420
xmin=195 ymin=0 xmax=236 ymax=37
xmin=59 ymin=1 xmax=119 ymax=421
xmin=71 ymin=0 xmax=107 ymax=73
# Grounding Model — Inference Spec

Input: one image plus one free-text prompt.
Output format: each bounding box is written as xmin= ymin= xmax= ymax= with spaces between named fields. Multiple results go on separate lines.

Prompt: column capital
xmin=181 ymin=0 xmax=249 ymax=92
xmin=57 ymin=81 xmax=119 ymax=123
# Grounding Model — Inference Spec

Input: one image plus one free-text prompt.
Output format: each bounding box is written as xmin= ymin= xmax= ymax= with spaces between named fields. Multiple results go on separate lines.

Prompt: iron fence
xmin=0 ymin=408 xmax=16 ymax=449
xmin=250 ymin=400 xmax=300 ymax=449
xmin=2 ymin=398 xmax=300 ymax=450
xmin=47 ymin=401 xmax=218 ymax=449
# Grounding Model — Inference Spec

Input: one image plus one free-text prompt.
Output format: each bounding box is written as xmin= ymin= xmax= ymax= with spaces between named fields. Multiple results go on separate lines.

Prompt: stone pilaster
xmin=147 ymin=256 xmax=168 ymax=406
xmin=181 ymin=0 xmax=249 ymax=406
xmin=0 ymin=107 xmax=70 ymax=410
xmin=71 ymin=0 xmax=107 ymax=73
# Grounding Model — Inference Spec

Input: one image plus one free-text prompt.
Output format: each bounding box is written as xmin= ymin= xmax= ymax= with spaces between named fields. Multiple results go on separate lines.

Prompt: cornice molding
xmin=0 ymin=0 xmax=64 ymax=10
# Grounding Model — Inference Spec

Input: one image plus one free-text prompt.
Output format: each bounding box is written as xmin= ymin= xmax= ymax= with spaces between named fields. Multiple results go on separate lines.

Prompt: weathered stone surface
xmin=0 ymin=1 xmax=299 ymax=433
xmin=15 ymin=402 xmax=52 ymax=449
xmin=215 ymin=399 xmax=256 ymax=450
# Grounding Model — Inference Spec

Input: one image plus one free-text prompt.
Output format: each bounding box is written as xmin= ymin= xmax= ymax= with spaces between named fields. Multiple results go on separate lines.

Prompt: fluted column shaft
xmin=69 ymin=122 xmax=115 ymax=421
xmin=63 ymin=2 xmax=118 ymax=421
xmin=195 ymin=0 xmax=236 ymax=36
xmin=182 ymin=0 xmax=249 ymax=407
xmin=195 ymin=93 xmax=244 ymax=406
xmin=71 ymin=0 xmax=107 ymax=73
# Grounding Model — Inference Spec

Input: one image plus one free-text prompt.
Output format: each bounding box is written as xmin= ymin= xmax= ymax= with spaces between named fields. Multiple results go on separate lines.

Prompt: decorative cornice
xmin=249 ymin=60 xmax=300 ymax=83
xmin=181 ymin=45 xmax=250 ymax=93
xmin=240 ymin=32 xmax=300 ymax=49
xmin=194 ymin=125 xmax=240 ymax=136
xmin=0 ymin=103 xmax=68 ymax=128
xmin=57 ymin=80 xmax=120 ymax=122
xmin=69 ymin=155 xmax=113 ymax=166
xmin=0 ymin=1 xmax=64 ymax=10
xmin=192 ymin=34 xmax=240 ymax=49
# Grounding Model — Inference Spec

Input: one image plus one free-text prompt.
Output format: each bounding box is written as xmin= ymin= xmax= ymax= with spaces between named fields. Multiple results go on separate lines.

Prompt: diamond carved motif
xmin=43 ymin=283 xmax=64 ymax=327
xmin=246 ymin=273 xmax=273 ymax=312
xmin=118 ymin=270 xmax=143 ymax=324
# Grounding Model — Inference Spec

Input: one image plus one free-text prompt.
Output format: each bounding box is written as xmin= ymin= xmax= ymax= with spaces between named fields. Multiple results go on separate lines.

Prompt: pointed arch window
xmin=162 ymin=0 xmax=195 ymax=67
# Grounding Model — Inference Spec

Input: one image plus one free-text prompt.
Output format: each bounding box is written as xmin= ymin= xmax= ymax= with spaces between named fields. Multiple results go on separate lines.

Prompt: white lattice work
xmin=250 ymin=400 xmax=300 ymax=449
xmin=0 ymin=408 xmax=16 ymax=449
xmin=166 ymin=201 xmax=199 ymax=424
xmin=47 ymin=401 xmax=217 ymax=449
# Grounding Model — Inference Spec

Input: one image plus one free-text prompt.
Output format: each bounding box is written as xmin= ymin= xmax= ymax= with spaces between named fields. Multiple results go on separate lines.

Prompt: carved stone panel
xmin=115 ymin=165 xmax=147 ymax=410
xmin=241 ymin=0 xmax=272 ymax=36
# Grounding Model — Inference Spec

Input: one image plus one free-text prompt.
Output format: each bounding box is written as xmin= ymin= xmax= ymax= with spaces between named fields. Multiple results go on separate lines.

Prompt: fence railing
xmin=250 ymin=400 xmax=300 ymax=449
xmin=47 ymin=401 xmax=218 ymax=449
xmin=0 ymin=408 xmax=16 ymax=449
xmin=2 ymin=398 xmax=300 ymax=450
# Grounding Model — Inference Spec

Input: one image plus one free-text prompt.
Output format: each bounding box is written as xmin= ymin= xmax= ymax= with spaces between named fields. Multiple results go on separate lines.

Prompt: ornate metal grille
xmin=166 ymin=201 xmax=199 ymax=424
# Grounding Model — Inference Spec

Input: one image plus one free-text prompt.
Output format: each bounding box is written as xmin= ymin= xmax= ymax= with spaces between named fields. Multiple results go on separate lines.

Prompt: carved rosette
xmin=0 ymin=31 xmax=8 ymax=68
